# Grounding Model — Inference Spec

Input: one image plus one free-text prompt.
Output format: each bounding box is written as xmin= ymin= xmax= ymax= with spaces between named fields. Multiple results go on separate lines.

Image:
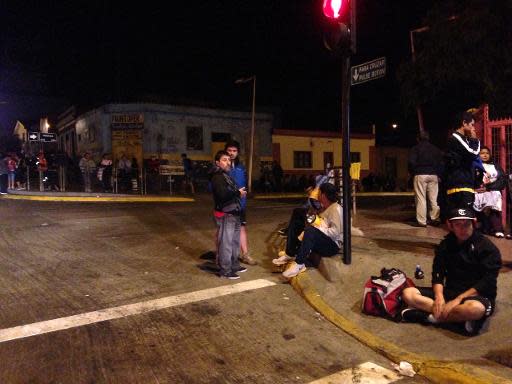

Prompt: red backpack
xmin=362 ymin=268 xmax=415 ymax=321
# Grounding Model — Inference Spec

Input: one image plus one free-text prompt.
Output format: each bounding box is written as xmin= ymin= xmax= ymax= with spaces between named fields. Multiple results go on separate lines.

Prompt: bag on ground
xmin=362 ymin=268 xmax=415 ymax=320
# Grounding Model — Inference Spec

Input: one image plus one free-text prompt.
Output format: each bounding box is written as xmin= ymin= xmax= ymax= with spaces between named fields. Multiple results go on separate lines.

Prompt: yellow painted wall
xmin=272 ymin=135 xmax=374 ymax=172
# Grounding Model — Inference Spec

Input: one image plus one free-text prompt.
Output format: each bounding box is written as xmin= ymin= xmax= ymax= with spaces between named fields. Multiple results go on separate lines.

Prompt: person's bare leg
xmin=444 ymin=300 xmax=485 ymax=323
xmin=402 ymin=287 xmax=434 ymax=312
xmin=240 ymin=226 xmax=248 ymax=255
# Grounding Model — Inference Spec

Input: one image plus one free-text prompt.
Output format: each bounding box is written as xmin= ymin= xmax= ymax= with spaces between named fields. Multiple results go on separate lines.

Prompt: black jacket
xmin=408 ymin=140 xmax=443 ymax=176
xmin=444 ymin=132 xmax=480 ymax=190
xmin=432 ymin=231 xmax=501 ymax=302
xmin=210 ymin=166 xmax=241 ymax=214
xmin=482 ymin=162 xmax=507 ymax=191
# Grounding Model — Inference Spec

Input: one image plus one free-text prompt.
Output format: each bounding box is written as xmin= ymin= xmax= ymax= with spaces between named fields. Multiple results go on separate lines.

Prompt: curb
xmin=254 ymin=192 xmax=414 ymax=200
xmin=1 ymin=194 xmax=195 ymax=203
xmin=290 ymin=273 xmax=511 ymax=384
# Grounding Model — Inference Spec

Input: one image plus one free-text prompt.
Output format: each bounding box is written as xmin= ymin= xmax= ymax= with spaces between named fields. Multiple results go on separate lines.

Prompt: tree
xmin=0 ymin=133 xmax=22 ymax=153
xmin=398 ymin=0 xmax=512 ymax=121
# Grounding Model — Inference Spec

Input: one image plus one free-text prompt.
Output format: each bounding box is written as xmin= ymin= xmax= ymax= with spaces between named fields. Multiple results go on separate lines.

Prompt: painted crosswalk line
xmin=0 ymin=279 xmax=276 ymax=343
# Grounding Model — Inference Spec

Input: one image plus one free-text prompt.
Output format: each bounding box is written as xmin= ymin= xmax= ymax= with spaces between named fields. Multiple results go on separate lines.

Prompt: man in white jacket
xmin=283 ymin=182 xmax=342 ymax=278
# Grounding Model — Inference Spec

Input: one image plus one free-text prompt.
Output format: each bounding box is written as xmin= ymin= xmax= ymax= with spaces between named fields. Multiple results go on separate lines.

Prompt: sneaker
xmin=464 ymin=318 xmax=486 ymax=336
xmin=429 ymin=220 xmax=441 ymax=227
xmin=234 ymin=266 xmax=247 ymax=273
xmin=506 ymin=234 xmax=512 ymax=240
xmin=401 ymin=308 xmax=430 ymax=323
xmin=272 ymin=252 xmax=294 ymax=265
xmin=219 ymin=271 xmax=240 ymax=280
xmin=410 ymin=222 xmax=427 ymax=228
xmin=494 ymin=232 xmax=505 ymax=238
xmin=239 ymin=253 xmax=257 ymax=265
xmin=282 ymin=262 xmax=306 ymax=278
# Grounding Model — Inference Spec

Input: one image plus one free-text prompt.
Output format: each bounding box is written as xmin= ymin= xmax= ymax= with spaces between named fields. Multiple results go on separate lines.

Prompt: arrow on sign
xmin=352 ymin=69 xmax=359 ymax=82
xmin=29 ymin=133 xmax=39 ymax=140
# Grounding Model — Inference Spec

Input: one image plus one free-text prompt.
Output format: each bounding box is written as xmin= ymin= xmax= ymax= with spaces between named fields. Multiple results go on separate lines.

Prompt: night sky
xmin=1 ymin=1 xmax=434 ymax=144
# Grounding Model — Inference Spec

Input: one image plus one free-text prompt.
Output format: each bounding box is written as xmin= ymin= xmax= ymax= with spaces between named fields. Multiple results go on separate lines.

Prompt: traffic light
xmin=322 ymin=0 xmax=352 ymax=55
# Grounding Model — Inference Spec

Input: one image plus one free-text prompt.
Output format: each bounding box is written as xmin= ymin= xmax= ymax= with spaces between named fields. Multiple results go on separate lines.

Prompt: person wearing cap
xmin=282 ymin=182 xmax=343 ymax=278
xmin=401 ymin=207 xmax=502 ymax=335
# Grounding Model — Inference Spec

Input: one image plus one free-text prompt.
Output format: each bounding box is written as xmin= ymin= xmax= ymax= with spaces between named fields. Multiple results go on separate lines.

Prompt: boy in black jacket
xmin=401 ymin=207 xmax=502 ymax=335
xmin=210 ymin=150 xmax=247 ymax=279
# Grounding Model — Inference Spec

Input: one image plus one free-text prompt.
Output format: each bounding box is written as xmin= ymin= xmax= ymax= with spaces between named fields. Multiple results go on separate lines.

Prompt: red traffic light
xmin=322 ymin=0 xmax=344 ymax=19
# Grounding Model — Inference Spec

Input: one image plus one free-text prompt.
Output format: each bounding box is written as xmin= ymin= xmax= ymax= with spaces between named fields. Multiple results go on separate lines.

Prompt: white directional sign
xmin=351 ymin=57 xmax=386 ymax=86
xmin=28 ymin=132 xmax=40 ymax=141
xmin=40 ymin=132 xmax=57 ymax=142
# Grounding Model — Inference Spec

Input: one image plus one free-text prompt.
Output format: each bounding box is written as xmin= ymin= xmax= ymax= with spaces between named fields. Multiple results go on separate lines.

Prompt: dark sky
xmin=1 ymin=1 xmax=434 ymax=142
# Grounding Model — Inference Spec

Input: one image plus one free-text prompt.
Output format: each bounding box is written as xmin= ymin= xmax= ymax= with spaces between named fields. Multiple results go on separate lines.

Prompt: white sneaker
xmin=272 ymin=252 xmax=294 ymax=265
xmin=495 ymin=232 xmax=505 ymax=238
xmin=282 ymin=262 xmax=306 ymax=278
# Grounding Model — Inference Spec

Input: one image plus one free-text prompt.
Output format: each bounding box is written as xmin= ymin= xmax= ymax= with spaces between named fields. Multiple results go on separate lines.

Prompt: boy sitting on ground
xmin=401 ymin=207 xmax=502 ymax=335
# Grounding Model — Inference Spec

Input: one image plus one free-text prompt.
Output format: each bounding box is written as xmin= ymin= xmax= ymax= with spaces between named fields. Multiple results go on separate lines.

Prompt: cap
xmin=448 ymin=208 xmax=476 ymax=221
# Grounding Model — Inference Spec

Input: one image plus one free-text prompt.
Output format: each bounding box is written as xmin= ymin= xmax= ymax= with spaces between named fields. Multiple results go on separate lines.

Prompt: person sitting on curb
xmin=401 ymin=207 xmax=502 ymax=335
xmin=281 ymin=182 xmax=343 ymax=279
xmin=272 ymin=186 xmax=322 ymax=266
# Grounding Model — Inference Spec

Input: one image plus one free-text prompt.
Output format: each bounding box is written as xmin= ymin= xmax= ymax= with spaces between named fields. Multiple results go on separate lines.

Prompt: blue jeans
xmin=215 ymin=214 xmax=241 ymax=275
xmin=296 ymin=226 xmax=340 ymax=265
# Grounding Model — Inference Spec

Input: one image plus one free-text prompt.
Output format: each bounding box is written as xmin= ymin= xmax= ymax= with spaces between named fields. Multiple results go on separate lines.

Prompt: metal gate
xmin=482 ymin=104 xmax=512 ymax=229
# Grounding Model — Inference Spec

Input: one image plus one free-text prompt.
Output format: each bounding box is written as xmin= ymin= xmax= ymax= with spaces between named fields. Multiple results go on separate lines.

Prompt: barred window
xmin=294 ymin=151 xmax=312 ymax=168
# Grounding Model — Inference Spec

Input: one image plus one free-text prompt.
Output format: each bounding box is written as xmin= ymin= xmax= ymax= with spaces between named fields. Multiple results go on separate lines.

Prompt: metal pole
xmin=409 ymin=28 xmax=428 ymax=134
xmin=341 ymin=0 xmax=356 ymax=265
xmin=248 ymin=76 xmax=256 ymax=193
xmin=341 ymin=54 xmax=352 ymax=265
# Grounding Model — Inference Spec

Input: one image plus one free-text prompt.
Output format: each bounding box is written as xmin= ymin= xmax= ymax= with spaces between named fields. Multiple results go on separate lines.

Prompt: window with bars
xmin=294 ymin=151 xmax=312 ymax=168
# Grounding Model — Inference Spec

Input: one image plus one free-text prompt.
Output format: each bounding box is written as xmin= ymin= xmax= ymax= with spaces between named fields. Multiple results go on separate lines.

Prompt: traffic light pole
xmin=341 ymin=0 xmax=356 ymax=265
xmin=341 ymin=54 xmax=351 ymax=265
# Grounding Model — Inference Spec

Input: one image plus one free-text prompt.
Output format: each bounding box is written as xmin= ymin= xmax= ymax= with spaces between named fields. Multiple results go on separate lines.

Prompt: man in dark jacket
xmin=444 ymin=111 xmax=481 ymax=210
xmin=210 ymin=150 xmax=247 ymax=279
xmin=401 ymin=207 xmax=502 ymax=335
xmin=408 ymin=131 xmax=443 ymax=227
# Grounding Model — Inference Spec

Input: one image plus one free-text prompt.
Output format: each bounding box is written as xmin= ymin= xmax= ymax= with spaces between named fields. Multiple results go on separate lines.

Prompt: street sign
xmin=351 ymin=57 xmax=386 ymax=86
xmin=28 ymin=132 xmax=40 ymax=141
xmin=40 ymin=132 xmax=57 ymax=142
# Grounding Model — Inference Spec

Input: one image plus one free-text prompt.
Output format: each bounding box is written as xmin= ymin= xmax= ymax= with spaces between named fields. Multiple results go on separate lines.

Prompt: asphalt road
xmin=0 ymin=197 xmax=429 ymax=383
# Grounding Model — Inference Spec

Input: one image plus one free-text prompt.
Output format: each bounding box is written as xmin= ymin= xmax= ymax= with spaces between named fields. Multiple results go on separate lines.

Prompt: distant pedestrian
xmin=408 ymin=131 xmax=443 ymax=227
xmin=0 ymin=153 xmax=8 ymax=194
xmin=79 ymin=152 xmax=96 ymax=193
xmin=6 ymin=153 xmax=18 ymax=190
xmin=181 ymin=153 xmax=195 ymax=194
xmin=209 ymin=150 xmax=247 ymax=279
xmin=97 ymin=154 xmax=113 ymax=192
xmin=272 ymin=160 xmax=284 ymax=192
xmin=117 ymin=154 xmax=132 ymax=192
xmin=444 ymin=111 xmax=481 ymax=210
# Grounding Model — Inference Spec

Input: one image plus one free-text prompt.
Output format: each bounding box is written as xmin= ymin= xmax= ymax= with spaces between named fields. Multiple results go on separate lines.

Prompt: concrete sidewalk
xmin=1 ymin=189 xmax=195 ymax=202
xmin=288 ymin=207 xmax=512 ymax=383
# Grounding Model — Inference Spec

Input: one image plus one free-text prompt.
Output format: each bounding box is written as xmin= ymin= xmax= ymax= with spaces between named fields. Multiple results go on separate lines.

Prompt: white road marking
xmin=0 ymin=279 xmax=276 ymax=343
xmin=309 ymin=362 xmax=402 ymax=383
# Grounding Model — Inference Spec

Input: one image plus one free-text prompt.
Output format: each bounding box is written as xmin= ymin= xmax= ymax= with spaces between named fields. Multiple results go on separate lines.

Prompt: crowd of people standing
xmin=408 ymin=110 xmax=511 ymax=239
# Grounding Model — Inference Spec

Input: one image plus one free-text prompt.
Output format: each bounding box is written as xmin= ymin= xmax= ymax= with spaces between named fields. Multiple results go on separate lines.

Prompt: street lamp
xmin=235 ymin=75 xmax=256 ymax=193
xmin=409 ymin=25 xmax=429 ymax=134
xmin=409 ymin=16 xmax=457 ymax=135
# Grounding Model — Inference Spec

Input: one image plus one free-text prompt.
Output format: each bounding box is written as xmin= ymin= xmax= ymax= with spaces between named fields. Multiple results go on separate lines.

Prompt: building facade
xmin=56 ymin=103 xmax=275 ymax=169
